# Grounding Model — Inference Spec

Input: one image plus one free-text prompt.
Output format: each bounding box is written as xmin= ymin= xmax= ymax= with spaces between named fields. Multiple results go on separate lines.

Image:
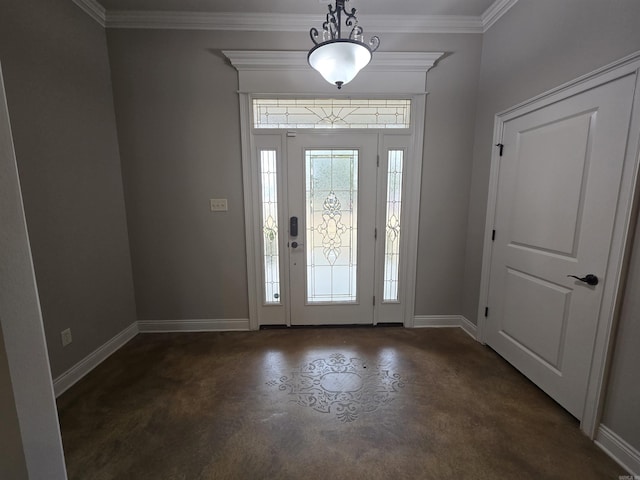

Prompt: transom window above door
xmin=253 ymin=98 xmax=411 ymax=129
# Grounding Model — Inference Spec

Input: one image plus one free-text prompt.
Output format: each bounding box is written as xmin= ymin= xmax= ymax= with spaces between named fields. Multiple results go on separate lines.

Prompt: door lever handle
xmin=567 ymin=274 xmax=599 ymax=286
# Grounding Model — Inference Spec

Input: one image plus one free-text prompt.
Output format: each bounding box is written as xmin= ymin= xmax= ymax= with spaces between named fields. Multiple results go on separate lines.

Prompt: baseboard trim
xmin=459 ymin=316 xmax=478 ymax=339
xmin=414 ymin=315 xmax=461 ymax=327
xmin=413 ymin=315 xmax=478 ymax=340
xmin=596 ymin=425 xmax=640 ymax=475
xmin=137 ymin=318 xmax=251 ymax=333
xmin=53 ymin=322 xmax=138 ymax=397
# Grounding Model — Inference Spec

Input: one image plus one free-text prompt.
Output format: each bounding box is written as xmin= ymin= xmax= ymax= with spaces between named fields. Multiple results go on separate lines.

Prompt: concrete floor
xmin=57 ymin=327 xmax=624 ymax=479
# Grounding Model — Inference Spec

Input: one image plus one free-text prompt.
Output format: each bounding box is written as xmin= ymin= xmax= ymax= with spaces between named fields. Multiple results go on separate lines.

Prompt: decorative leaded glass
xmin=253 ymin=99 xmax=411 ymax=129
xmin=306 ymin=149 xmax=358 ymax=302
xmin=260 ymin=150 xmax=281 ymax=304
xmin=383 ymin=150 xmax=404 ymax=302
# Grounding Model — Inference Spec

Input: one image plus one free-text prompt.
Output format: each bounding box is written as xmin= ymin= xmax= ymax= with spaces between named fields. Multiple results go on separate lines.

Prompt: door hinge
xmin=492 ymin=229 xmax=496 ymax=241
xmin=496 ymin=143 xmax=504 ymax=156
xmin=484 ymin=307 xmax=489 ymax=317
xmin=377 ymin=154 xmax=380 ymax=167
xmin=374 ymin=227 xmax=377 ymax=240
xmin=287 ymin=131 xmax=297 ymax=137
xmin=373 ymin=296 xmax=376 ymax=306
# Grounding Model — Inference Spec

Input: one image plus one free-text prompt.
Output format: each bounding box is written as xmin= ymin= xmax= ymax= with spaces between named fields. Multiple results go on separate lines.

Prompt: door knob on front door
xmin=291 ymin=241 xmax=303 ymax=249
xmin=567 ymin=274 xmax=599 ymax=286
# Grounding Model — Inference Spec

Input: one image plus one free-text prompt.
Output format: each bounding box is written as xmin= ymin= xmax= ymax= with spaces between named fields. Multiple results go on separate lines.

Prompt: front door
xmin=287 ymin=133 xmax=378 ymax=325
xmin=485 ymin=74 xmax=636 ymax=418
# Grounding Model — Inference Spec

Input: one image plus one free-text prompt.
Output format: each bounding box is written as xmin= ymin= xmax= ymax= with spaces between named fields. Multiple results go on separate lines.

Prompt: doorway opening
xmin=245 ymin=97 xmax=425 ymax=328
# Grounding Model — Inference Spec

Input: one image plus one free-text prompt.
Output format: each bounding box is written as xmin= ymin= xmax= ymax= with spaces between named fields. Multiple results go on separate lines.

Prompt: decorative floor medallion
xmin=267 ymin=353 xmax=404 ymax=422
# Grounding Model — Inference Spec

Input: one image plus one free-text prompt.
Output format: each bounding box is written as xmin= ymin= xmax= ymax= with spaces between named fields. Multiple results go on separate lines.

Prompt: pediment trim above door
xmin=223 ymin=51 xmax=444 ymax=94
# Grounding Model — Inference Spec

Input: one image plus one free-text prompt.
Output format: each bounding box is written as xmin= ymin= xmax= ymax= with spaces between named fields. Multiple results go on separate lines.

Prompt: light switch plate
xmin=210 ymin=198 xmax=228 ymax=212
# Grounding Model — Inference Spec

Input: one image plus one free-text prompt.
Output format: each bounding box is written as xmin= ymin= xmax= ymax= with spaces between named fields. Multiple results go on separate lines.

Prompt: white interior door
xmin=287 ymin=133 xmax=378 ymax=325
xmin=485 ymin=74 xmax=636 ymax=418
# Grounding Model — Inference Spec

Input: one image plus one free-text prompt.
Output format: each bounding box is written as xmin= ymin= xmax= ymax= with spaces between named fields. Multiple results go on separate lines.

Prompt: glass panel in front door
xmin=305 ymin=149 xmax=358 ymax=303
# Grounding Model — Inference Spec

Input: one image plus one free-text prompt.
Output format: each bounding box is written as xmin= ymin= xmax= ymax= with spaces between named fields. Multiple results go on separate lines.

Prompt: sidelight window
xmin=383 ymin=150 xmax=404 ymax=302
xmin=259 ymin=149 xmax=281 ymax=304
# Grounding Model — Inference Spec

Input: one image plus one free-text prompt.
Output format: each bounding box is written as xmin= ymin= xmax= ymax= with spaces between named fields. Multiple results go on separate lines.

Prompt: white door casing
xmin=0 ymin=62 xmax=69 ymax=479
xmin=478 ymin=52 xmax=640 ymax=436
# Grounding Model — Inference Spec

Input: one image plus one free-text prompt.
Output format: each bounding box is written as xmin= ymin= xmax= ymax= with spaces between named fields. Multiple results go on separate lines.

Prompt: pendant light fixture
xmin=308 ymin=0 xmax=380 ymax=89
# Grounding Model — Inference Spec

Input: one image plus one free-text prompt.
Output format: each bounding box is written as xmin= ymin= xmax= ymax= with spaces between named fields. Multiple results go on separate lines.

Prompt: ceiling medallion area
xmin=267 ymin=353 xmax=405 ymax=422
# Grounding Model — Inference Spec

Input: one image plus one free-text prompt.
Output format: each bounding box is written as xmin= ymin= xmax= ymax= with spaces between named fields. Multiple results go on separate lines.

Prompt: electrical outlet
xmin=210 ymin=198 xmax=228 ymax=212
xmin=61 ymin=328 xmax=72 ymax=347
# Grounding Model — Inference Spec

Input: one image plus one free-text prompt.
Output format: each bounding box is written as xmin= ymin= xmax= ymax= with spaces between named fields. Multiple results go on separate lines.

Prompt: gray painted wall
xmin=602 ymin=213 xmax=640 ymax=449
xmin=462 ymin=0 xmax=640 ymax=451
xmin=106 ymin=30 xmax=482 ymax=319
xmin=0 ymin=0 xmax=137 ymax=378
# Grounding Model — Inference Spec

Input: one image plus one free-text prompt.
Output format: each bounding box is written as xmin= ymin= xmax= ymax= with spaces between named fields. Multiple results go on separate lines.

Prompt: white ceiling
xmin=96 ymin=0 xmax=498 ymax=17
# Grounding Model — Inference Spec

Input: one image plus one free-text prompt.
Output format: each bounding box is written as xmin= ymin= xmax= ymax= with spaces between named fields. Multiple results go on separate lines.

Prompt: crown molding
xmin=224 ymin=51 xmax=444 ymax=73
xmin=72 ymin=0 xmax=517 ymax=34
xmin=106 ymin=11 xmax=484 ymax=33
xmin=106 ymin=11 xmax=316 ymax=31
xmin=481 ymin=0 xmax=519 ymax=32
xmin=71 ymin=0 xmax=106 ymax=27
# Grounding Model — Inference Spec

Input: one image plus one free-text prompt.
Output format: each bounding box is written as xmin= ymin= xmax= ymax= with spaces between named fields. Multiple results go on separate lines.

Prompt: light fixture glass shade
xmin=308 ymin=40 xmax=372 ymax=89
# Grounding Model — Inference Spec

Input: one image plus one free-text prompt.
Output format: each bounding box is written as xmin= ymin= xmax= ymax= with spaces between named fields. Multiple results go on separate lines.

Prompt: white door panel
xmin=487 ymin=74 xmax=636 ymax=418
xmin=501 ymin=268 xmax=571 ymax=370
xmin=509 ymin=112 xmax=593 ymax=255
